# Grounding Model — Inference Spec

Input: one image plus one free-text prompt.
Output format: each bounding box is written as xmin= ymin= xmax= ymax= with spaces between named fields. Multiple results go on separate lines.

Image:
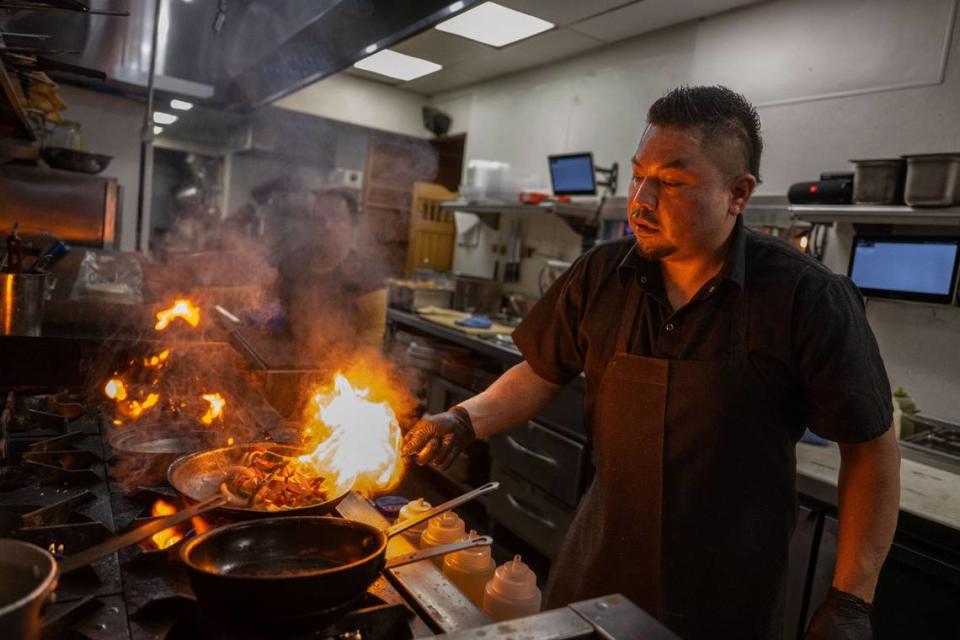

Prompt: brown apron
xmin=545 ymin=280 xmax=799 ymax=639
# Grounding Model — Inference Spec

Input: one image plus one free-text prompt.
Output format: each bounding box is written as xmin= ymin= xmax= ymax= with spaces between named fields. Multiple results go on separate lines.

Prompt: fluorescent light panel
xmin=153 ymin=125 xmax=164 ymax=135
xmin=153 ymin=111 xmax=178 ymax=125
xmin=170 ymin=98 xmax=193 ymax=111
xmin=353 ymin=49 xmax=442 ymax=81
xmin=436 ymin=1 xmax=553 ymax=47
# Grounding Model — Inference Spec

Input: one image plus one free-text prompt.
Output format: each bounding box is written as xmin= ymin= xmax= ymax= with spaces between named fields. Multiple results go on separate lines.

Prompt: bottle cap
xmin=447 ymin=530 xmax=493 ymax=571
xmin=489 ymin=555 xmax=538 ymax=601
xmin=397 ymin=497 xmax=432 ymax=521
xmin=423 ymin=511 xmax=465 ymax=545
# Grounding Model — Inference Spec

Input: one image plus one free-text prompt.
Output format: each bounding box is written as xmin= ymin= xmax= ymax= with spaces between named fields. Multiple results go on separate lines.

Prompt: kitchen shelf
xmin=790 ymin=205 xmax=960 ymax=226
xmin=441 ymin=197 xmax=627 ymax=236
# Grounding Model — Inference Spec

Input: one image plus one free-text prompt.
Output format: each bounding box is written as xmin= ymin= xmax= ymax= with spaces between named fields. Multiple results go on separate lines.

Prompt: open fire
xmin=200 ymin=392 xmax=226 ymax=425
xmin=298 ymin=373 xmax=404 ymax=497
xmin=154 ymin=299 xmax=201 ymax=331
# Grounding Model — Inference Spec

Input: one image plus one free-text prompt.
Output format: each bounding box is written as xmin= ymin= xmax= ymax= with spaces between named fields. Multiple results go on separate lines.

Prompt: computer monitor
xmin=848 ymin=235 xmax=960 ymax=304
xmin=548 ymin=153 xmax=596 ymax=196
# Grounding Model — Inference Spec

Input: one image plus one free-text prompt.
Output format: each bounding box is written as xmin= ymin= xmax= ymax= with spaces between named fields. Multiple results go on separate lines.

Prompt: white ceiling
xmin=346 ymin=0 xmax=765 ymax=96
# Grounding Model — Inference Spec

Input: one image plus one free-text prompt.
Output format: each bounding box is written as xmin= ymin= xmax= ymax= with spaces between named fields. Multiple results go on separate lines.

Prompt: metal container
xmin=851 ymin=159 xmax=905 ymax=205
xmin=0 ymin=273 xmax=48 ymax=336
xmin=453 ymin=275 xmax=502 ymax=314
xmin=903 ymin=153 xmax=960 ymax=207
xmin=386 ymin=281 xmax=454 ymax=311
xmin=0 ymin=539 xmax=58 ymax=640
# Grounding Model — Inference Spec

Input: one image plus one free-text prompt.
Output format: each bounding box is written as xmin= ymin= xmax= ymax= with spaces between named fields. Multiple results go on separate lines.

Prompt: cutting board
xmin=415 ymin=306 xmax=515 ymax=336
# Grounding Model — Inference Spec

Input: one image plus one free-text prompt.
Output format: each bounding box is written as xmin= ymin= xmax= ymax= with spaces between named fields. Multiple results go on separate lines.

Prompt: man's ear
xmin=728 ymin=173 xmax=758 ymax=216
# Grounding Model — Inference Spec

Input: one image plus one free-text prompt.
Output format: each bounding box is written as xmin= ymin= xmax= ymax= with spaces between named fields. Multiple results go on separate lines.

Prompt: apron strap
xmin=615 ymin=277 xmax=645 ymax=354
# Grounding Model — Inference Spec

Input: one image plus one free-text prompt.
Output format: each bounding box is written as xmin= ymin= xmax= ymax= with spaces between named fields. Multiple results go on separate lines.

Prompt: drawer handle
xmin=506 ymin=493 xmax=557 ymax=530
xmin=505 ymin=435 xmax=557 ymax=467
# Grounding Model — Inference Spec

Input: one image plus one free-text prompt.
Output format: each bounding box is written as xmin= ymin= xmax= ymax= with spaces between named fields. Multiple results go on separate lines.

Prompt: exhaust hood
xmin=5 ymin=0 xmax=479 ymax=110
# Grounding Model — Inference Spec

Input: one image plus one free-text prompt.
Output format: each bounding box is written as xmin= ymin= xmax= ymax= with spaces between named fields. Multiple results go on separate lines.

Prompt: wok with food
xmin=168 ymin=443 xmax=347 ymax=518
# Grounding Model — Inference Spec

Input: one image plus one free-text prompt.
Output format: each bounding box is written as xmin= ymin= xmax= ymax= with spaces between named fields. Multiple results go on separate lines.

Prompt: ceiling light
xmin=364 ymin=43 xmax=378 ymax=54
xmin=153 ymin=125 xmax=164 ymax=135
xmin=448 ymin=1 xmax=464 ymax=12
xmin=153 ymin=111 xmax=178 ymax=125
xmin=353 ymin=49 xmax=442 ymax=81
xmin=436 ymin=1 xmax=553 ymax=47
xmin=170 ymin=98 xmax=193 ymax=111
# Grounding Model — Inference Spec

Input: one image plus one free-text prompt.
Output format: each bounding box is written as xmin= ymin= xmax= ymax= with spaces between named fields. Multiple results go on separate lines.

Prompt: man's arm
xmin=834 ymin=426 xmax=900 ymax=600
xmin=401 ymin=362 xmax=563 ymax=466
xmin=459 ymin=361 xmax=562 ymax=439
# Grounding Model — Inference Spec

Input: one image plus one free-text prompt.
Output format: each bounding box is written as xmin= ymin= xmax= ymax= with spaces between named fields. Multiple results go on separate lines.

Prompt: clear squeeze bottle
xmin=419 ymin=511 xmax=465 ymax=567
xmin=482 ymin=555 xmax=541 ymax=621
xmin=443 ymin=530 xmax=496 ymax=606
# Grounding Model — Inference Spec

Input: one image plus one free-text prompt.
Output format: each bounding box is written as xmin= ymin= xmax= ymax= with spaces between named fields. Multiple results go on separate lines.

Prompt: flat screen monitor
xmin=848 ymin=235 xmax=960 ymax=304
xmin=548 ymin=153 xmax=596 ymax=196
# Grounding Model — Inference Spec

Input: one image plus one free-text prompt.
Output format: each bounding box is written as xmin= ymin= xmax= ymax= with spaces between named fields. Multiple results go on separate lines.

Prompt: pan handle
xmin=384 ymin=481 xmax=499 ymax=539
xmin=384 ymin=535 xmax=494 ymax=570
xmin=58 ymin=494 xmax=227 ymax=574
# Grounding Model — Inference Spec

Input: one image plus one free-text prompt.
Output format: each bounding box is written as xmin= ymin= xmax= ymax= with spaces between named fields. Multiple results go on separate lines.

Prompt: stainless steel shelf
xmin=790 ymin=205 xmax=960 ymax=226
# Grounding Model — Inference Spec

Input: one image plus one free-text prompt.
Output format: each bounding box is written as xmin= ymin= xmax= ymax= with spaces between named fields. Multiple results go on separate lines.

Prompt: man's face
xmin=628 ymin=125 xmax=745 ymax=262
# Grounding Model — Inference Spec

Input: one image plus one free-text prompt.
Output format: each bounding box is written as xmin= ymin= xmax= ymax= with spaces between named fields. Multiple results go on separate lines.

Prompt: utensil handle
xmin=385 ymin=481 xmax=499 ymax=539
xmin=384 ymin=535 xmax=494 ymax=570
xmin=58 ymin=494 xmax=227 ymax=574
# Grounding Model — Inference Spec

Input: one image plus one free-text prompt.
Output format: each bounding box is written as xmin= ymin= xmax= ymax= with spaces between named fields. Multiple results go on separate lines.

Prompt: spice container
xmin=481 ymin=555 xmax=541 ymax=621
xmin=850 ymin=159 xmax=905 ymax=205
xmin=420 ymin=511 xmax=466 ymax=566
xmin=903 ymin=153 xmax=960 ymax=207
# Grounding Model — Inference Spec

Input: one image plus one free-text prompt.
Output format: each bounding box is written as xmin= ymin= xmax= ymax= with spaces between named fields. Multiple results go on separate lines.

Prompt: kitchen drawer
xmin=488 ymin=463 xmax=575 ymax=559
xmin=490 ymin=420 xmax=585 ymax=507
xmin=535 ymin=377 xmax=585 ymax=440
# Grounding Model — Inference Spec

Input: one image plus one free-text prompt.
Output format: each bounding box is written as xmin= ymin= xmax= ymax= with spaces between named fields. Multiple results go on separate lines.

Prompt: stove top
xmin=0 ymin=389 xmax=431 ymax=640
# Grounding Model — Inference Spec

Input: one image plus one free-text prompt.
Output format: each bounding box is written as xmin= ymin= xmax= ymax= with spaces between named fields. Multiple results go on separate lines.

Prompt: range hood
xmin=5 ymin=0 xmax=479 ymax=110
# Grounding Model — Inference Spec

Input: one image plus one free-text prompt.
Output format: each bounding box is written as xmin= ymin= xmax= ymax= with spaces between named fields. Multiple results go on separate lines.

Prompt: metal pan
xmin=179 ymin=482 xmax=498 ymax=622
xmin=167 ymin=442 xmax=350 ymax=519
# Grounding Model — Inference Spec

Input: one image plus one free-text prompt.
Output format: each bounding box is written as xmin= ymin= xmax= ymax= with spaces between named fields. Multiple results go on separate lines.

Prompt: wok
xmin=179 ymin=482 xmax=499 ymax=622
xmin=168 ymin=442 xmax=349 ymax=518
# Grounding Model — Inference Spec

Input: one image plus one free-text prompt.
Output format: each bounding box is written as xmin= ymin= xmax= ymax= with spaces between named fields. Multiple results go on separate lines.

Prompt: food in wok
xmin=220 ymin=446 xmax=327 ymax=510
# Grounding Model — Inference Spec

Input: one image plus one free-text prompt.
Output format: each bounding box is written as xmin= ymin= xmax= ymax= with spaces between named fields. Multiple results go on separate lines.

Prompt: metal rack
xmin=790 ymin=205 xmax=960 ymax=227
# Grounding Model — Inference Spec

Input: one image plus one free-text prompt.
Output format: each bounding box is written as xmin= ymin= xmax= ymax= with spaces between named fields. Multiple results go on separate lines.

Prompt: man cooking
xmin=401 ymin=86 xmax=900 ymax=639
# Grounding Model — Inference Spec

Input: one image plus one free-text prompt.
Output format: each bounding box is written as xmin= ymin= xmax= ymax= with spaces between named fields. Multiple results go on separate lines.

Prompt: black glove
xmin=401 ymin=406 xmax=476 ymax=470
xmin=805 ymin=588 xmax=873 ymax=640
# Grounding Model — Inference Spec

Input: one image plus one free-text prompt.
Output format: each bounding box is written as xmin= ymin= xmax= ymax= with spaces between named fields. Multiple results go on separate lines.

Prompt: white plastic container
xmin=443 ymin=530 xmax=496 ymax=607
xmin=396 ymin=498 xmax=433 ymax=547
xmin=419 ymin=511 xmax=465 ymax=567
xmin=482 ymin=555 xmax=541 ymax=621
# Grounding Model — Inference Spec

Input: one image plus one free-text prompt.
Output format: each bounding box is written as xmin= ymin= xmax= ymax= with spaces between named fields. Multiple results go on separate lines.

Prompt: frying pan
xmin=179 ymin=482 xmax=499 ymax=621
xmin=168 ymin=442 xmax=349 ymax=518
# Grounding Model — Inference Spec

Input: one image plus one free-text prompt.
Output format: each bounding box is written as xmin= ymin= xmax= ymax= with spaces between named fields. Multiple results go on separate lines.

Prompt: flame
xmin=150 ymin=499 xmax=184 ymax=549
xmin=143 ymin=349 xmax=171 ymax=368
xmin=200 ymin=393 xmax=226 ymax=425
xmin=154 ymin=299 xmax=200 ymax=331
xmin=298 ymin=373 xmax=403 ymax=497
xmin=104 ymin=378 xmax=127 ymax=401
xmin=125 ymin=393 xmax=160 ymax=420
xmin=227 ymin=436 xmax=235 ymax=446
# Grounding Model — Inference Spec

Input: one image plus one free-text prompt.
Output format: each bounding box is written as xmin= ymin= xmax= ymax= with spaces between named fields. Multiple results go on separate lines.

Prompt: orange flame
xmin=298 ymin=373 xmax=403 ymax=497
xmin=125 ymin=393 xmax=160 ymax=420
xmin=154 ymin=299 xmax=200 ymax=331
xmin=200 ymin=393 xmax=226 ymax=425
xmin=143 ymin=349 xmax=171 ymax=368
xmin=149 ymin=499 xmax=184 ymax=549
xmin=104 ymin=378 xmax=127 ymax=401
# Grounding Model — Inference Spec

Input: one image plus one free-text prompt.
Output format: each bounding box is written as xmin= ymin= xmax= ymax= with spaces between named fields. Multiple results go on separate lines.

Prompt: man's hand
xmin=401 ymin=406 xmax=475 ymax=469
xmin=805 ymin=588 xmax=873 ymax=640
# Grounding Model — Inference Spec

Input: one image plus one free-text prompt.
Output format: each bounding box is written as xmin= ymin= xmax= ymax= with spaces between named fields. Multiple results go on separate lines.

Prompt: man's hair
xmin=647 ymin=85 xmax=763 ymax=181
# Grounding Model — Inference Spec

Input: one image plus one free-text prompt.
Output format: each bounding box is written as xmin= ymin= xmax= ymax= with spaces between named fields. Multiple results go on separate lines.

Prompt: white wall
xmin=275 ymin=73 xmax=429 ymax=139
xmin=434 ymin=0 xmax=960 ymax=418
xmin=59 ymin=85 xmax=146 ymax=251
